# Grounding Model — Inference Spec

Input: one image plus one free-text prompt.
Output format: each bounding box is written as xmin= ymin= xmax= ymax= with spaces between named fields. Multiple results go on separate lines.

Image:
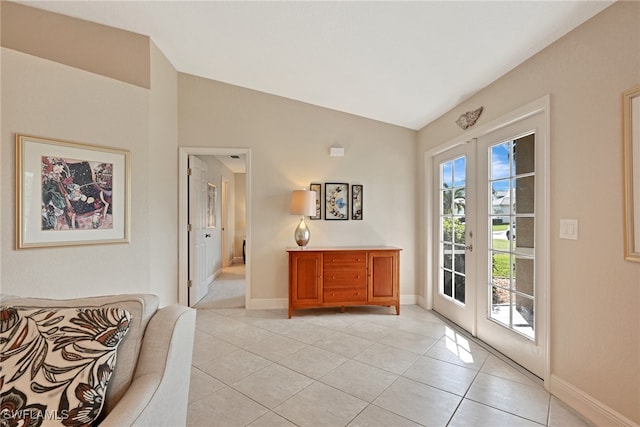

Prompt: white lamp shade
xmin=290 ymin=190 xmax=316 ymax=216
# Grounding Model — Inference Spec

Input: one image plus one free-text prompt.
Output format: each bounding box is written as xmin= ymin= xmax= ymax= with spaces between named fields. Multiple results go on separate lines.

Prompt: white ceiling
xmin=20 ymin=1 xmax=613 ymax=131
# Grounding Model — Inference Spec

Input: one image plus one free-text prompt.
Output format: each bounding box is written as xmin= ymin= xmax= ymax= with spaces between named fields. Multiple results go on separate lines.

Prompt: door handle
xmin=465 ymin=244 xmax=473 ymax=252
xmin=205 ymin=234 xmax=211 ymax=238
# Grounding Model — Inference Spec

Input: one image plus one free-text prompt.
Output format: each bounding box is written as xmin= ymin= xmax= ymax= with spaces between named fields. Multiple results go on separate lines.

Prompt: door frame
xmin=221 ymin=176 xmax=230 ymax=268
xmin=179 ymin=147 xmax=251 ymax=308
xmin=423 ymin=95 xmax=550 ymax=384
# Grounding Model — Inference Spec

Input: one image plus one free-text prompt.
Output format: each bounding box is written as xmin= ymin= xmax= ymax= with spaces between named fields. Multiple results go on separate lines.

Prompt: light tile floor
xmin=188 ymin=269 xmax=593 ymax=427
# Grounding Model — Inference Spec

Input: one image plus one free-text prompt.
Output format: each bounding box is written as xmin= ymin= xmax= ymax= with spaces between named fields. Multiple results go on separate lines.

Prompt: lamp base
xmin=294 ymin=217 xmax=310 ymax=248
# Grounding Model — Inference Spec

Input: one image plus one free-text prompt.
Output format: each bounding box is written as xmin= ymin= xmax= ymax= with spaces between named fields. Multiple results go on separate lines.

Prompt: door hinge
xmin=187 ymin=280 xmax=193 ymax=288
xmin=187 ymin=168 xmax=192 ymax=176
xmin=187 ymin=224 xmax=193 ymax=232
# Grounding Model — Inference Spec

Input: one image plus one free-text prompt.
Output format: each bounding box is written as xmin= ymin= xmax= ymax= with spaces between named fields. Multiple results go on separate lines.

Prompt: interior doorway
xmin=178 ymin=147 xmax=251 ymax=308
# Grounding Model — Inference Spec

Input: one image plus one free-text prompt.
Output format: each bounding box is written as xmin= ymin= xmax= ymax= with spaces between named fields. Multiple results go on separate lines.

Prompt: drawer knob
xmin=332 ymin=292 xmax=335 ymax=296
xmin=356 ymin=275 xmax=361 ymax=279
xmin=356 ymin=292 xmax=360 ymax=295
xmin=332 ymin=276 xmax=336 ymax=279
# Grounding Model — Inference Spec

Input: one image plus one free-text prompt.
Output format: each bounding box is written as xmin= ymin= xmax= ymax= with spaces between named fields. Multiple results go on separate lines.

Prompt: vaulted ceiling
xmin=20 ymin=1 xmax=613 ymax=130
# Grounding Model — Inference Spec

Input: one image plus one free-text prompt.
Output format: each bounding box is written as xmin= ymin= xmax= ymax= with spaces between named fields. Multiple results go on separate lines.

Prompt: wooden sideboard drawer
xmin=323 ymin=251 xmax=366 ymax=269
xmin=324 ymin=287 xmax=367 ymax=303
xmin=323 ymin=269 xmax=366 ymax=288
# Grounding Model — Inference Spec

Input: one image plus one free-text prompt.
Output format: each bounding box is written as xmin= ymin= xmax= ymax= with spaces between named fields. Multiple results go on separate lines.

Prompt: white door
xmin=188 ymin=155 xmax=209 ymax=306
xmin=221 ymin=177 xmax=229 ymax=268
xmin=475 ymin=113 xmax=548 ymax=378
xmin=432 ymin=107 xmax=548 ymax=378
xmin=433 ymin=143 xmax=476 ymax=334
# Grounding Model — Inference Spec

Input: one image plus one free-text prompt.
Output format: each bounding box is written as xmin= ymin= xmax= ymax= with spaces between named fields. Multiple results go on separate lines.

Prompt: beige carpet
xmin=194 ymin=264 xmax=245 ymax=309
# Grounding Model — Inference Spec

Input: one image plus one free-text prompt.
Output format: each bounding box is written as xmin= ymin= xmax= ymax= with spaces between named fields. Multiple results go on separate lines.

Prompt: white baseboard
xmin=549 ymin=374 xmax=638 ymax=427
xmin=246 ymin=298 xmax=287 ymax=310
xmin=400 ymin=294 xmax=419 ymax=305
xmin=246 ymin=295 xmax=422 ymax=311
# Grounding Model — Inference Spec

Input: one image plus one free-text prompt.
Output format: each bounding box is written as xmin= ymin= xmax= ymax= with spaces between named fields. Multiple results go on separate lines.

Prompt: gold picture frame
xmin=16 ymin=134 xmax=130 ymax=248
xmin=623 ymin=86 xmax=640 ymax=262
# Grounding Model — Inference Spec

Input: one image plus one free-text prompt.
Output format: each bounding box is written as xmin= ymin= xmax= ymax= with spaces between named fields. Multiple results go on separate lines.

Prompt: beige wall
xmin=1 ymin=47 xmax=152 ymax=298
xmin=1 ymin=1 xmax=150 ymax=88
xmin=148 ymin=41 xmax=179 ymax=304
xmin=178 ymin=74 xmax=418 ymax=301
xmin=1 ymin=3 xmax=180 ymax=306
xmin=1 ymin=0 xmax=3 ymax=285
xmin=417 ymin=2 xmax=640 ymax=423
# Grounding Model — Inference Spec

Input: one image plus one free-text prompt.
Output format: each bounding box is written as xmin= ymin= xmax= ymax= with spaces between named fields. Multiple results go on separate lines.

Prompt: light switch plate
xmin=560 ymin=219 xmax=578 ymax=240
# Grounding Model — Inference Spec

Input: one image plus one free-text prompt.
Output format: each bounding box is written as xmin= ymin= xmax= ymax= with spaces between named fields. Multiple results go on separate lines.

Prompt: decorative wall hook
xmin=456 ymin=106 xmax=483 ymax=130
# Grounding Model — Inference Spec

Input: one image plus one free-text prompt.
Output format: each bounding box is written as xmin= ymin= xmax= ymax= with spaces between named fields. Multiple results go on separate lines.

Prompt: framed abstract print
xmin=16 ymin=134 xmax=130 ymax=248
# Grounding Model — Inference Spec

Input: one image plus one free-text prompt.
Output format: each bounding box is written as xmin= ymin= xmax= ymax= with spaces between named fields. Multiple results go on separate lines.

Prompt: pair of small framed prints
xmin=309 ymin=183 xmax=363 ymax=221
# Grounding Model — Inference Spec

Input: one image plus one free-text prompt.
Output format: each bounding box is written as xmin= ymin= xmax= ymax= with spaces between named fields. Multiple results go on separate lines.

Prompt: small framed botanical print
xmin=352 ymin=184 xmax=363 ymax=220
xmin=310 ymin=183 xmax=321 ymax=220
xmin=325 ymin=183 xmax=349 ymax=220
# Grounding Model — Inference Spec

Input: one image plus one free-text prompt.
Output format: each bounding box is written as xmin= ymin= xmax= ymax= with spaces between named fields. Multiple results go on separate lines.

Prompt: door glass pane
xmin=442 ymin=218 xmax=453 ymax=242
xmin=439 ymin=156 xmax=467 ymax=305
xmin=515 ymin=176 xmax=535 ymax=214
xmin=442 ymin=162 xmax=453 ymax=188
xmin=514 ymin=257 xmax=534 ymax=298
xmin=442 ymin=189 xmax=453 ymax=215
xmin=488 ymin=133 xmax=536 ymax=340
xmin=491 ymin=142 xmax=511 ymax=180
xmin=514 ymin=134 xmax=535 ymax=174
xmin=443 ymin=243 xmax=452 ymax=269
xmin=515 ymin=217 xmax=534 ymax=254
xmin=491 ymin=180 xmax=511 ymax=224
xmin=454 ymin=273 xmax=465 ymax=304
xmin=444 ymin=270 xmax=453 ymax=297
xmin=491 ymin=251 xmax=510 ymax=289
xmin=454 ymin=222 xmax=466 ymax=244
xmin=491 ymin=285 xmax=510 ymax=327
xmin=454 ymin=249 xmax=466 ymax=274
xmin=514 ymin=294 xmax=535 ymax=338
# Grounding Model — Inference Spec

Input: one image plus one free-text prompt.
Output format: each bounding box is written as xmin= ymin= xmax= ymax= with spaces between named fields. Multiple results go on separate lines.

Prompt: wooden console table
xmin=287 ymin=246 xmax=401 ymax=318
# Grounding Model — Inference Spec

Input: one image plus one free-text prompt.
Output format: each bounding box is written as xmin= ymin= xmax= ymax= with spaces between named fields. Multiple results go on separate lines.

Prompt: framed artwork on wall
xmin=16 ymin=134 xmax=130 ymax=248
xmin=310 ymin=183 xmax=322 ymax=219
xmin=207 ymin=183 xmax=217 ymax=228
xmin=352 ymin=184 xmax=363 ymax=220
xmin=325 ymin=182 xmax=349 ymax=220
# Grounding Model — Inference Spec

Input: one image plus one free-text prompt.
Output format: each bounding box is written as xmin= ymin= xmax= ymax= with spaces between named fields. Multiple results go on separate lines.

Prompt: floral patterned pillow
xmin=0 ymin=305 xmax=131 ymax=427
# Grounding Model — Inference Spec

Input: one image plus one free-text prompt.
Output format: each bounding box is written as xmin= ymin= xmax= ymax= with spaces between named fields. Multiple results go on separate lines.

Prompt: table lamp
xmin=290 ymin=189 xmax=316 ymax=248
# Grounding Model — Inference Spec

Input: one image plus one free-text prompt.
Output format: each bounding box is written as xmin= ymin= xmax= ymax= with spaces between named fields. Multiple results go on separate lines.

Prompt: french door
xmin=432 ymin=105 xmax=548 ymax=378
xmin=433 ymin=144 xmax=476 ymax=334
